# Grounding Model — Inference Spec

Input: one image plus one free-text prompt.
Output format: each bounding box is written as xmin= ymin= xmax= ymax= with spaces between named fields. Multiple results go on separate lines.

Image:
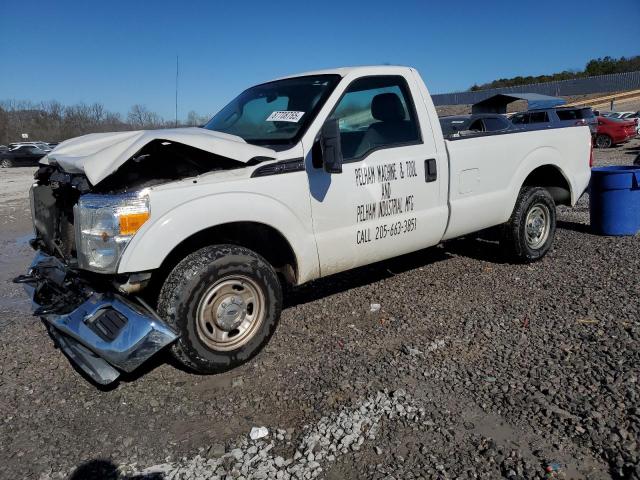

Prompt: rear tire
xmin=0 ymin=158 xmax=13 ymax=168
xmin=501 ymin=187 xmax=556 ymax=262
xmin=157 ymin=244 xmax=282 ymax=374
xmin=595 ymin=134 xmax=612 ymax=148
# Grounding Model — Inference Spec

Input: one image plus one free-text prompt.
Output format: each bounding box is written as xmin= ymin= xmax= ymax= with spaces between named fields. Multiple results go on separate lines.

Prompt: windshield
xmin=204 ymin=74 xmax=340 ymax=145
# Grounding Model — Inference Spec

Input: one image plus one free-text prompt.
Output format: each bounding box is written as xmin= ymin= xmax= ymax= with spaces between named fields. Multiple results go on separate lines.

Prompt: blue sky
xmin=1 ymin=0 xmax=638 ymax=120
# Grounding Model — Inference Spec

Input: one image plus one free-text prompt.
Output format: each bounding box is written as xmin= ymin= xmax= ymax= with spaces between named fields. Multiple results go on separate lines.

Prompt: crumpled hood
xmin=43 ymin=127 xmax=276 ymax=185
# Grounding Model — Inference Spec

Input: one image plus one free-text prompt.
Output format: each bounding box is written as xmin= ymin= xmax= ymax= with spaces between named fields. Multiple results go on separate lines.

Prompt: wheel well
xmin=158 ymin=222 xmax=298 ymax=286
xmin=522 ymin=165 xmax=572 ymax=206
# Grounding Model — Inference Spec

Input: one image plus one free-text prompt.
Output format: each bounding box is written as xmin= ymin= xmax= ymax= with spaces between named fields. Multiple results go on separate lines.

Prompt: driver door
xmin=305 ymin=74 xmax=448 ymax=277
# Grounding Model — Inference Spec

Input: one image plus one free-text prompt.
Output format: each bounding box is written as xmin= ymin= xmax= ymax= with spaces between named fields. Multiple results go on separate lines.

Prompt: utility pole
xmin=175 ymin=55 xmax=179 ymax=128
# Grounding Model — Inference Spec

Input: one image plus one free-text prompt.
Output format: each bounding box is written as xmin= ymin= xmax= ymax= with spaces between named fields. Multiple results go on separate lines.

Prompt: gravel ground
xmin=0 ymin=139 xmax=638 ymax=480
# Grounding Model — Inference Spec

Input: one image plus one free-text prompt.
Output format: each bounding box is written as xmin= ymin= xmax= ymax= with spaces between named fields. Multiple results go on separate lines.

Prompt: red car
xmin=595 ymin=116 xmax=637 ymax=148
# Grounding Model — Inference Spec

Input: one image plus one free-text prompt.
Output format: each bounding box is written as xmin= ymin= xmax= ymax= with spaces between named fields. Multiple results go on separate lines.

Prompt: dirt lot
xmin=0 ymin=139 xmax=639 ymax=480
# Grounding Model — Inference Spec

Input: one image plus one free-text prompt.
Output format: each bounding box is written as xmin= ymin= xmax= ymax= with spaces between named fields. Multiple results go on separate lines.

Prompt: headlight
xmin=74 ymin=191 xmax=150 ymax=273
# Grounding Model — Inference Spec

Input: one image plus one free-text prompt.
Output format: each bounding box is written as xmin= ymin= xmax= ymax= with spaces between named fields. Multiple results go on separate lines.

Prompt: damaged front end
xmin=13 ymin=151 xmax=200 ymax=385
xmin=15 ymin=251 xmax=178 ymax=385
xmin=15 ymin=133 xmax=270 ymax=384
xmin=13 ymin=162 xmax=181 ymax=385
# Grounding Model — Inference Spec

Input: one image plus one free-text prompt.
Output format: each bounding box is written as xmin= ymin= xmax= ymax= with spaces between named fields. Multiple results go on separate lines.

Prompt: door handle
xmin=425 ymin=159 xmax=437 ymax=182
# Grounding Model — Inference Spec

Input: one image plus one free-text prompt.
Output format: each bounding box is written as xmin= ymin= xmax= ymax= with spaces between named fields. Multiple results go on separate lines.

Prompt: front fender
xmin=117 ymin=191 xmax=319 ymax=283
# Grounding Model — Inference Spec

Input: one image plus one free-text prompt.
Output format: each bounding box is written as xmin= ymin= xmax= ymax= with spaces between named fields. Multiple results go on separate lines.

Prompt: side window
xmin=330 ymin=76 xmax=420 ymax=160
xmin=529 ymin=111 xmax=549 ymax=123
xmin=511 ymin=113 xmax=528 ymax=125
xmin=484 ymin=117 xmax=509 ymax=131
xmin=468 ymin=119 xmax=485 ymax=131
xmin=556 ymin=110 xmax=577 ymax=121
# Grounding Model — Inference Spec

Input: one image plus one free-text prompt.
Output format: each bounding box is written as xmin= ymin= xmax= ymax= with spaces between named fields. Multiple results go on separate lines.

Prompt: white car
xmin=8 ymin=141 xmax=52 ymax=152
xmin=16 ymin=65 xmax=592 ymax=384
xmin=601 ymin=111 xmax=633 ymax=119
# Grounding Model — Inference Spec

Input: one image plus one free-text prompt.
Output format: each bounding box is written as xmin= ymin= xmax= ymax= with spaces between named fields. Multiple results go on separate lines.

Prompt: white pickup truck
xmin=15 ymin=66 xmax=592 ymax=384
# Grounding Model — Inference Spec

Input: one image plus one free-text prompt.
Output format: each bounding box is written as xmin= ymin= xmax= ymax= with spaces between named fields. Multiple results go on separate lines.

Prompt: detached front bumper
xmin=14 ymin=252 xmax=178 ymax=385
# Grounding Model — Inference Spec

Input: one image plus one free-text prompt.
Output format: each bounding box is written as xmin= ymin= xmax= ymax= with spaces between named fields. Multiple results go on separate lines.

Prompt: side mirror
xmin=320 ymin=119 xmax=343 ymax=174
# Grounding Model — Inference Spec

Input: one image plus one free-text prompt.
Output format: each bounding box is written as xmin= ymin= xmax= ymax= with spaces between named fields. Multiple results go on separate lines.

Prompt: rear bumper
xmin=15 ymin=252 xmax=178 ymax=385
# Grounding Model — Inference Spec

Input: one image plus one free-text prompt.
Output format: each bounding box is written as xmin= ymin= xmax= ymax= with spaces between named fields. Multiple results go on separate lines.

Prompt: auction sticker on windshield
xmin=266 ymin=111 xmax=305 ymax=122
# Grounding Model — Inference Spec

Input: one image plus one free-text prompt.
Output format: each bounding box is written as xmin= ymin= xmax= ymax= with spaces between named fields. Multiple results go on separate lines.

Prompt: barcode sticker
xmin=266 ymin=111 xmax=305 ymax=122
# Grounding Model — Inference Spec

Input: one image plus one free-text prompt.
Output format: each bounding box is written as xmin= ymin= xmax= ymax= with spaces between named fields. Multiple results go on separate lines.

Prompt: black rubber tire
xmin=501 ymin=187 xmax=556 ymax=262
xmin=0 ymin=158 xmax=13 ymax=168
xmin=157 ymin=244 xmax=282 ymax=373
xmin=595 ymin=134 xmax=612 ymax=149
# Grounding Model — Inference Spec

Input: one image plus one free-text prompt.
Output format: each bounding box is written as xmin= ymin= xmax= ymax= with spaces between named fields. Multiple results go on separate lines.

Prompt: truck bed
xmin=442 ymin=126 xmax=592 ymax=240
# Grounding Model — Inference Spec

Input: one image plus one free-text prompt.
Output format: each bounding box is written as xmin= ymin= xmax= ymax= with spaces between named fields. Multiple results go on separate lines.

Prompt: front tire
xmin=157 ymin=245 xmax=282 ymax=373
xmin=0 ymin=158 xmax=13 ymax=168
xmin=501 ymin=187 xmax=556 ymax=262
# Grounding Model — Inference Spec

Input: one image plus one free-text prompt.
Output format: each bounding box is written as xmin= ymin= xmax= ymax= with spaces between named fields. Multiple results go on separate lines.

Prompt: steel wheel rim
xmin=196 ymin=275 xmax=265 ymax=351
xmin=525 ymin=204 xmax=550 ymax=249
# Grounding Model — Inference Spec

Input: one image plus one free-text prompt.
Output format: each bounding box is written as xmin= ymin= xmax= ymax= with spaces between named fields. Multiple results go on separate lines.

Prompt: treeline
xmin=469 ymin=55 xmax=640 ymax=91
xmin=0 ymin=100 xmax=211 ymax=145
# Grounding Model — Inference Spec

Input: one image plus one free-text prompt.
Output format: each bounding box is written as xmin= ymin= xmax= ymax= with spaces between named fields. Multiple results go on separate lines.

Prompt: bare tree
xmin=186 ymin=110 xmax=210 ymax=127
xmin=0 ymin=98 xmax=211 ymax=145
xmin=127 ymin=104 xmax=162 ymax=129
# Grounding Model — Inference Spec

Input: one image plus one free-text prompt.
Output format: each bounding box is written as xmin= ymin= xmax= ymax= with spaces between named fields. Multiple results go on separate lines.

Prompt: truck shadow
xmin=286 ymin=216 xmax=602 ymax=310
xmin=68 ymin=459 xmax=164 ymax=479
xmin=440 ymin=236 xmax=509 ymax=265
xmin=284 ymin=229 xmax=543 ymax=309
xmin=556 ymin=220 xmax=592 ymax=234
xmin=284 ymin=246 xmax=451 ymax=309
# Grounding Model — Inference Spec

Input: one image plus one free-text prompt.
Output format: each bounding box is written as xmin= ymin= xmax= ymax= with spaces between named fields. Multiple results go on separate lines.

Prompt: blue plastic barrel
xmin=589 ymin=165 xmax=640 ymax=236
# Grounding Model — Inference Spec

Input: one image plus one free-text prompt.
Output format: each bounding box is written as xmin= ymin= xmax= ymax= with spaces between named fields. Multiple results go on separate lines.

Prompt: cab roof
xmin=273 ymin=65 xmax=414 ymax=81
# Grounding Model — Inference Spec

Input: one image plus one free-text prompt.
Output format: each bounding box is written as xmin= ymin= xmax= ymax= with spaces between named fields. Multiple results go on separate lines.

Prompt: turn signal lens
xmin=119 ymin=212 xmax=150 ymax=235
